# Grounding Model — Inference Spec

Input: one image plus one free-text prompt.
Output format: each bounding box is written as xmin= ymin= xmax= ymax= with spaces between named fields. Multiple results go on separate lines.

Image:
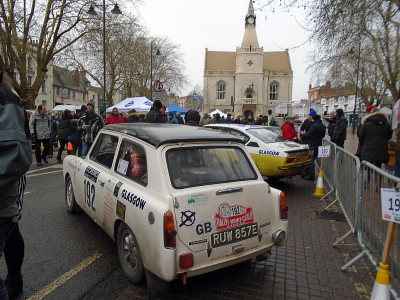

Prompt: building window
xmin=245 ymin=87 xmax=253 ymax=98
xmin=269 ymin=82 xmax=279 ymax=100
xmin=56 ymin=87 xmax=60 ymax=95
xmin=73 ymin=91 xmax=76 ymax=100
xmin=83 ymin=93 xmax=86 ymax=102
xmin=41 ymin=80 xmax=46 ymax=93
xmin=217 ymin=82 xmax=226 ymax=100
xmin=92 ymin=94 xmax=96 ymax=100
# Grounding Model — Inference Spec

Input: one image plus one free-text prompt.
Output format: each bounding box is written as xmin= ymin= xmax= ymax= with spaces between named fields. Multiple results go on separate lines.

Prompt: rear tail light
xmin=286 ymin=157 xmax=297 ymax=164
xmin=164 ymin=210 xmax=177 ymax=248
xmin=279 ymin=192 xmax=288 ymax=220
xmin=179 ymin=253 xmax=193 ymax=269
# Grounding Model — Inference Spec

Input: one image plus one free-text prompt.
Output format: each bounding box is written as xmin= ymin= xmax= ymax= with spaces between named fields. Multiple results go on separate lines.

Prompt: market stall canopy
xmin=52 ymin=105 xmax=82 ymax=113
xmin=166 ymin=103 xmax=187 ymax=115
xmin=210 ymin=109 xmax=227 ymax=118
xmin=106 ymin=97 xmax=153 ymax=113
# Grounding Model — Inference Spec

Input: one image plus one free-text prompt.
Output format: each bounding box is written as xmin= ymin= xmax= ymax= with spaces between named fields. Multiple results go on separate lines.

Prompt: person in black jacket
xmin=0 ymin=68 xmax=31 ymax=298
xmin=146 ymin=100 xmax=164 ymax=123
xmin=301 ymin=114 xmax=326 ymax=180
xmin=358 ymin=107 xmax=392 ymax=168
xmin=332 ymin=108 xmax=347 ymax=148
xmin=324 ymin=111 xmax=336 ymax=142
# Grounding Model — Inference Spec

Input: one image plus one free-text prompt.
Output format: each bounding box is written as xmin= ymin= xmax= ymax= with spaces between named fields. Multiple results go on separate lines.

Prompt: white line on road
xmin=27 ymin=165 xmax=63 ymax=174
xmin=27 ymin=170 xmax=63 ymax=178
xmin=27 ymin=252 xmax=103 ymax=300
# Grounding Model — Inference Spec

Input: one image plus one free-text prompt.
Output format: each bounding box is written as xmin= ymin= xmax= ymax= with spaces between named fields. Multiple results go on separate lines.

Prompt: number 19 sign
xmin=381 ymin=188 xmax=400 ymax=224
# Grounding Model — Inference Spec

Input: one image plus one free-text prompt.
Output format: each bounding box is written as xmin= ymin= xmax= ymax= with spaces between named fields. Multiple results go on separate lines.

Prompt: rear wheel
xmin=117 ymin=223 xmax=145 ymax=284
xmin=65 ymin=176 xmax=81 ymax=213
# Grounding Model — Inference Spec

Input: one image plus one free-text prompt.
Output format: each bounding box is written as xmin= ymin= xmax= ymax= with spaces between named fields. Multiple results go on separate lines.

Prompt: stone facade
xmin=203 ymin=0 xmax=293 ymax=117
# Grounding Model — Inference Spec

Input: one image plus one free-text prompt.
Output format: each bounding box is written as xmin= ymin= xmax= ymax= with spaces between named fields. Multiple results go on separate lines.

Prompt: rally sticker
xmin=113 ymin=181 xmax=123 ymax=197
xmin=258 ymin=150 xmax=280 ymax=156
xmin=121 ymin=189 xmax=146 ymax=210
xmin=180 ymin=210 xmax=196 ymax=227
xmin=116 ymin=200 xmax=126 ymax=221
xmin=187 ymin=193 xmax=209 ymax=206
xmin=214 ymin=203 xmax=254 ymax=231
xmin=84 ymin=166 xmax=100 ymax=183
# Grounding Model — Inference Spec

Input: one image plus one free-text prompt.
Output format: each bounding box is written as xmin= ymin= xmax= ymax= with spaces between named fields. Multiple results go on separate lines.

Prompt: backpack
xmin=0 ymin=85 xmax=32 ymax=200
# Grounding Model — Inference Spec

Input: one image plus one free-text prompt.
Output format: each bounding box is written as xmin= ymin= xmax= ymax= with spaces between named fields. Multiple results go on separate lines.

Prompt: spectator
xmin=200 ymin=113 xmax=213 ymax=126
xmin=246 ymin=113 xmax=255 ymax=125
xmin=79 ymin=105 xmax=87 ymax=117
xmin=299 ymin=109 xmax=316 ymax=143
xmin=138 ymin=114 xmax=146 ymax=122
xmin=234 ymin=115 xmax=241 ymax=124
xmin=146 ymin=100 xmax=164 ymax=123
xmin=167 ymin=113 xmax=178 ymax=124
xmin=332 ymin=108 xmax=347 ymax=148
xmin=126 ymin=109 xmax=139 ymax=123
xmin=395 ymin=122 xmax=400 ymax=177
xmin=0 ymin=68 xmax=31 ymax=299
xmin=78 ymin=102 xmax=104 ymax=156
xmin=184 ymin=109 xmax=201 ymax=126
xmin=56 ymin=109 xmax=72 ymax=163
xmin=226 ymin=114 xmax=234 ymax=123
xmin=70 ymin=113 xmax=82 ymax=157
xmin=385 ymin=140 xmax=396 ymax=175
xmin=262 ymin=114 xmax=268 ymax=125
xmin=358 ymin=106 xmax=392 ymax=168
xmin=324 ymin=111 xmax=336 ymax=142
xmin=29 ymin=104 xmax=51 ymax=166
xmin=175 ymin=112 xmax=184 ymax=124
xmin=48 ymin=112 xmax=58 ymax=158
xmin=281 ymin=116 xmax=298 ymax=142
xmin=301 ymin=114 xmax=326 ymax=180
xmin=106 ymin=108 xmax=124 ymax=125
xmin=160 ymin=105 xmax=167 ymax=123
xmin=268 ymin=116 xmax=277 ymax=126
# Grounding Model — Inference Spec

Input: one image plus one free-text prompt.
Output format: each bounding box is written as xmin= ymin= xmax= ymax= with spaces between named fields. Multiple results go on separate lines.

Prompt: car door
xmin=85 ymin=133 xmax=120 ymax=225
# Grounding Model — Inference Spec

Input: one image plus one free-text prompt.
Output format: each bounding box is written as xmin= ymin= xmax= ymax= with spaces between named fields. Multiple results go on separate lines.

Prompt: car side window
xmin=115 ymin=140 xmax=148 ymax=186
xmin=89 ymin=133 xmax=119 ymax=169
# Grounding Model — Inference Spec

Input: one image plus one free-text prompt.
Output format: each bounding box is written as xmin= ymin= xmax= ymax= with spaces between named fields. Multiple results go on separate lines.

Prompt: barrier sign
xmin=318 ymin=145 xmax=330 ymax=158
xmin=380 ymin=188 xmax=400 ymax=224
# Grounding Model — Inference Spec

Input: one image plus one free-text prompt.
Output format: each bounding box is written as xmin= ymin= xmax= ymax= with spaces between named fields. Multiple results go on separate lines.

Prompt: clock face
xmin=248 ymin=16 xmax=255 ymax=24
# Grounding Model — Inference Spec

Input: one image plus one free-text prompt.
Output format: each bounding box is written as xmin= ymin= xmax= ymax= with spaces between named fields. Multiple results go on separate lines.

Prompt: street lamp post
xmin=352 ymin=41 xmax=361 ymax=134
xmin=88 ymin=2 xmax=121 ymax=111
xmin=149 ymin=42 xmax=161 ymax=100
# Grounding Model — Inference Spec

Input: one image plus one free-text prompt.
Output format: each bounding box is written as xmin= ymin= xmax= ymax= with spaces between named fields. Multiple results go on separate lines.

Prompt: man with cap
xmin=146 ymin=100 xmax=164 ymax=123
xmin=301 ymin=114 xmax=326 ymax=180
xmin=78 ymin=102 xmax=104 ymax=156
xmin=299 ymin=109 xmax=316 ymax=143
xmin=281 ymin=116 xmax=298 ymax=142
xmin=332 ymin=108 xmax=348 ymax=148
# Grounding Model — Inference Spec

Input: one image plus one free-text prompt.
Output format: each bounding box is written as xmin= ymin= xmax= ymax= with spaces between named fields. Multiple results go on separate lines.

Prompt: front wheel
xmin=65 ymin=175 xmax=81 ymax=214
xmin=117 ymin=223 xmax=145 ymax=284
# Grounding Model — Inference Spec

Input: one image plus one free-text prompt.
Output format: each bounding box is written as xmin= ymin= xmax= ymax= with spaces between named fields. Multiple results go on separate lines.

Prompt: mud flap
xmin=145 ymin=269 xmax=170 ymax=299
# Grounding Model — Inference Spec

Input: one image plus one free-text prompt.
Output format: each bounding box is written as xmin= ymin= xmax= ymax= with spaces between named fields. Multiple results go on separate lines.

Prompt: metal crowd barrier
xmin=340 ymin=161 xmax=400 ymax=299
xmin=320 ymin=139 xmax=337 ymax=200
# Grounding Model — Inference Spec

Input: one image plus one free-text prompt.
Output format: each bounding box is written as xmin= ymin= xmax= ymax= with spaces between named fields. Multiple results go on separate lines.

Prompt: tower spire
xmin=247 ymin=0 xmax=255 ymax=18
xmin=242 ymin=0 xmax=259 ymax=48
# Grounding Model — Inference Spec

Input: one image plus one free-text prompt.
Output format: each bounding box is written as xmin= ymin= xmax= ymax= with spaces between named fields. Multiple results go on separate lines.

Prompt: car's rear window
xmin=166 ymin=147 xmax=257 ymax=189
xmin=247 ymin=128 xmax=284 ymax=144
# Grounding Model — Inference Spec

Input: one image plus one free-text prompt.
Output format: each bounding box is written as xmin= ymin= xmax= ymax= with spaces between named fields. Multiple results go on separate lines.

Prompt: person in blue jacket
xmin=301 ymin=114 xmax=326 ymax=180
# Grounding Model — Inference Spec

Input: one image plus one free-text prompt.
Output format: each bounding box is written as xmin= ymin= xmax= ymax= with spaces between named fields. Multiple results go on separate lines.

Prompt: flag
xmin=193 ymin=93 xmax=202 ymax=103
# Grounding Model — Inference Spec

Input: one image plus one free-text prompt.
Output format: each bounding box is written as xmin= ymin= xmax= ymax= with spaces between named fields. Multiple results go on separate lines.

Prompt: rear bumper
xmin=278 ymin=160 xmax=312 ymax=170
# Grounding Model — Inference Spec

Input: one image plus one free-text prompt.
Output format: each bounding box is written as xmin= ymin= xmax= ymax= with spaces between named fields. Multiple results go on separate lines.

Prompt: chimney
xmin=326 ymin=81 xmax=331 ymax=94
xmin=74 ymin=69 xmax=80 ymax=87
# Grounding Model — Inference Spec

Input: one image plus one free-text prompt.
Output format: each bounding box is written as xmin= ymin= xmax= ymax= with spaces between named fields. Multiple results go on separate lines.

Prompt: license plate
xmin=211 ymin=223 xmax=258 ymax=248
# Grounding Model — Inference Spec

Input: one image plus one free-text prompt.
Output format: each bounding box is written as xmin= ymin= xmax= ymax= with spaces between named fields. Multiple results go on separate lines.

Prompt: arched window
xmin=217 ymin=81 xmax=226 ymax=100
xmin=269 ymin=82 xmax=279 ymax=100
xmin=245 ymin=87 xmax=253 ymax=98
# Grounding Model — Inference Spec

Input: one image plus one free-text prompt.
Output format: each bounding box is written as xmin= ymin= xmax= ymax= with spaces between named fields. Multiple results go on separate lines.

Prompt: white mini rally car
xmin=63 ymin=123 xmax=288 ymax=296
xmin=206 ymin=124 xmax=313 ymax=178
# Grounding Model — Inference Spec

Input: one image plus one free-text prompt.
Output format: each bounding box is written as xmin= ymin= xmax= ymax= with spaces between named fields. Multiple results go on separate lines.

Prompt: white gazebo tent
xmin=106 ymin=97 xmax=153 ymax=113
xmin=210 ymin=109 xmax=227 ymax=118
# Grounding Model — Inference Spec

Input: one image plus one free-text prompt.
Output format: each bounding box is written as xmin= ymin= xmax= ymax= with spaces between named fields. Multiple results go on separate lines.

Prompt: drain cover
xmin=316 ymin=210 xmax=346 ymax=222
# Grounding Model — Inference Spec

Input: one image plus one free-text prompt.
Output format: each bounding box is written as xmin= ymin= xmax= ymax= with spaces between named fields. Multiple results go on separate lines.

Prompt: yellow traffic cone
xmin=313 ymin=168 xmax=324 ymax=197
xmin=371 ymin=263 xmax=390 ymax=299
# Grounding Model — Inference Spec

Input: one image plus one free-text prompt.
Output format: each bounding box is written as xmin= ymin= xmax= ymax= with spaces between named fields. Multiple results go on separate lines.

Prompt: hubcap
xmin=67 ymin=182 xmax=73 ymax=206
xmin=122 ymin=230 xmax=138 ymax=271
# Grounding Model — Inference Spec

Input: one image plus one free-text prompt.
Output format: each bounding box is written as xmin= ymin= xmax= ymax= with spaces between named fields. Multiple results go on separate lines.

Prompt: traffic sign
xmin=152 ymin=91 xmax=166 ymax=101
xmin=153 ymin=81 xmax=163 ymax=92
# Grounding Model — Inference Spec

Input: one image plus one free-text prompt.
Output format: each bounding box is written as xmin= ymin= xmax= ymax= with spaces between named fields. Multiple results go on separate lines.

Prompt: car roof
xmin=104 ymin=123 xmax=245 ymax=148
xmin=206 ymin=124 xmax=270 ymax=130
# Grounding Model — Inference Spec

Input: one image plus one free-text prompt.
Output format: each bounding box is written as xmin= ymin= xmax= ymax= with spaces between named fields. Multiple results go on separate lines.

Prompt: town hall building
xmin=203 ymin=0 xmax=293 ymax=117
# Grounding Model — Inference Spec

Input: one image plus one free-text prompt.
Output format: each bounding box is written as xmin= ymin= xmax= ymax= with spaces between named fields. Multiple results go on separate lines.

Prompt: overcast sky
xmin=136 ymin=0 xmax=314 ymax=101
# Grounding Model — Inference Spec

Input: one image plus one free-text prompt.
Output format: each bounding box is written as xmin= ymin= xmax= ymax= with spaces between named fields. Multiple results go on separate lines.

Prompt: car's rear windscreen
xmin=166 ymin=147 xmax=258 ymax=189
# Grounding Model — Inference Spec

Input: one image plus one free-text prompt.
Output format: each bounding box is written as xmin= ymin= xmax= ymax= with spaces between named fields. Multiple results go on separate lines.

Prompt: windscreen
xmin=247 ymin=128 xmax=284 ymax=144
xmin=166 ymin=147 xmax=257 ymax=189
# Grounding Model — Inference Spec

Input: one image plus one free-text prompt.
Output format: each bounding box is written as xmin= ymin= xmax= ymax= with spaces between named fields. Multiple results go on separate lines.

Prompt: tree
xmin=0 ymin=0 xmax=91 ymax=109
xmin=307 ymin=0 xmax=400 ymax=104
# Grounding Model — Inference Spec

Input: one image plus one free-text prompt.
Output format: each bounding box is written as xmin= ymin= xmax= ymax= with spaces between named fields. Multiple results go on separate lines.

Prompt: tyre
xmin=65 ymin=175 xmax=81 ymax=214
xmin=117 ymin=223 xmax=145 ymax=284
